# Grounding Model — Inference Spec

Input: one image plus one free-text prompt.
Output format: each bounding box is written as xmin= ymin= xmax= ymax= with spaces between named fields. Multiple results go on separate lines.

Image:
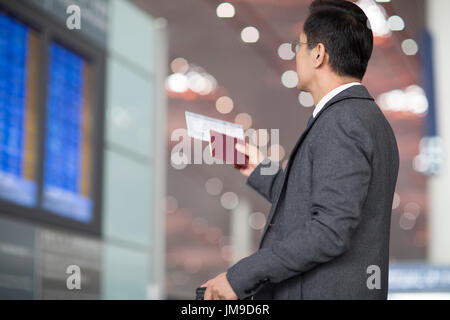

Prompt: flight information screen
xmin=0 ymin=12 xmax=39 ymax=207
xmin=42 ymin=42 xmax=94 ymax=223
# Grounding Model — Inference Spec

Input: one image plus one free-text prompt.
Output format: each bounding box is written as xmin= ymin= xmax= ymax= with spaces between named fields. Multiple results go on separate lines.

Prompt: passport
xmin=209 ymin=129 xmax=248 ymax=168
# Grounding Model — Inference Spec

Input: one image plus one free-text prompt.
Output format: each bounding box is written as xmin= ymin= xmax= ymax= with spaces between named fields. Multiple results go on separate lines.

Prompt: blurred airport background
xmin=0 ymin=0 xmax=449 ymax=300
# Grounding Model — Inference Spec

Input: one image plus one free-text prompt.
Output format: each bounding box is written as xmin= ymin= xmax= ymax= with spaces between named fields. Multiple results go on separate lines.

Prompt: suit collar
xmin=311 ymin=84 xmax=374 ymax=124
xmin=313 ymin=82 xmax=362 ymax=118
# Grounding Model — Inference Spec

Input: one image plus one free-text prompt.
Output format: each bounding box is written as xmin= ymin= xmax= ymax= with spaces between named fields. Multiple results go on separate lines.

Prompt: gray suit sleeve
xmin=246 ymin=158 xmax=284 ymax=203
xmin=226 ymin=111 xmax=373 ymax=300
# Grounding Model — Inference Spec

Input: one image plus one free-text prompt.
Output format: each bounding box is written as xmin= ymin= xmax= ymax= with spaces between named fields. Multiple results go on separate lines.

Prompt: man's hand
xmin=235 ymin=142 xmax=264 ymax=177
xmin=201 ymin=272 xmax=238 ymax=300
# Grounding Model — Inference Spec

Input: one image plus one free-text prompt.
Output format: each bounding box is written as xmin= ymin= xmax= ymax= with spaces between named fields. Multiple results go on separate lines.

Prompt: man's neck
xmin=310 ymin=77 xmax=361 ymax=106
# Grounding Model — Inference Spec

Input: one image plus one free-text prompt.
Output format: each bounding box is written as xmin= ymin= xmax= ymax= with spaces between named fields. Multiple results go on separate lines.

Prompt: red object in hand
xmin=210 ymin=130 xmax=248 ymax=168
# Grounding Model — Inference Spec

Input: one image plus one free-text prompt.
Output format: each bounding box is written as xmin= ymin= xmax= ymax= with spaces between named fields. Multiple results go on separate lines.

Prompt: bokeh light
xmin=299 ymin=91 xmax=315 ymax=107
xmin=234 ymin=113 xmax=252 ymax=129
xmin=281 ymin=70 xmax=298 ymax=88
xmin=402 ymin=39 xmax=419 ymax=56
xmin=249 ymin=212 xmax=266 ymax=230
xmin=166 ymin=73 xmax=188 ymax=93
xmin=216 ymin=96 xmax=234 ymax=114
xmin=205 ymin=177 xmax=223 ymax=196
xmin=216 ymin=2 xmax=235 ymax=18
xmin=241 ymin=26 xmax=259 ymax=43
xmin=220 ymin=192 xmax=239 ymax=210
xmin=278 ymin=43 xmax=295 ymax=60
xmin=170 ymin=57 xmax=189 ymax=74
xmin=399 ymin=212 xmax=416 ymax=230
xmin=388 ymin=15 xmax=405 ymax=31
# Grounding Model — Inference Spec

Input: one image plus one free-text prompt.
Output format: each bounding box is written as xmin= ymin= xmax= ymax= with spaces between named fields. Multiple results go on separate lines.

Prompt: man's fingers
xmin=235 ymin=143 xmax=245 ymax=154
xmin=236 ymin=142 xmax=253 ymax=156
xmin=204 ymin=286 xmax=212 ymax=300
xmin=236 ymin=142 xmax=262 ymax=161
xmin=210 ymin=287 xmax=218 ymax=300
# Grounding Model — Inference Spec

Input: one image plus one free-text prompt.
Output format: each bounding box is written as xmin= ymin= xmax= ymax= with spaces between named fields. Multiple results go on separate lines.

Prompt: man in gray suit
xmin=201 ymin=0 xmax=399 ymax=300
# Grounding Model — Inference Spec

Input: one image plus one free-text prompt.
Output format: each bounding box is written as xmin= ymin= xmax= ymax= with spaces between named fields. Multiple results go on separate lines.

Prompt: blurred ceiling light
xmin=299 ymin=91 xmax=315 ymax=107
xmin=187 ymin=71 xmax=207 ymax=93
xmin=216 ymin=2 xmax=235 ymax=18
xmin=216 ymin=96 xmax=234 ymax=114
xmin=278 ymin=42 xmax=295 ymax=60
xmin=167 ymin=67 xmax=217 ymax=96
xmin=356 ymin=0 xmax=391 ymax=37
xmin=281 ymin=70 xmax=298 ymax=88
xmin=387 ymin=15 xmax=405 ymax=31
xmin=170 ymin=57 xmax=189 ymax=74
xmin=382 ymin=89 xmax=407 ymax=112
xmin=200 ymin=74 xmax=218 ymax=95
xmin=220 ymin=192 xmax=239 ymax=210
xmin=205 ymin=177 xmax=223 ymax=196
xmin=241 ymin=26 xmax=259 ymax=43
xmin=234 ymin=113 xmax=252 ymax=129
xmin=189 ymin=69 xmax=217 ymax=95
xmin=378 ymin=85 xmax=428 ymax=115
xmin=405 ymin=85 xmax=428 ymax=113
xmin=402 ymin=38 xmax=419 ymax=56
xmin=166 ymin=73 xmax=188 ymax=93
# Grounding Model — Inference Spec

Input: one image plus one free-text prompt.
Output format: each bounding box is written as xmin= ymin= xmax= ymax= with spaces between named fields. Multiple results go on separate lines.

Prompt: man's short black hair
xmin=303 ymin=0 xmax=373 ymax=80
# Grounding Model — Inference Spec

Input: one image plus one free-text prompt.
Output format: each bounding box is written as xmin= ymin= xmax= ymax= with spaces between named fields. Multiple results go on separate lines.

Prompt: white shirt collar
xmin=312 ymin=82 xmax=361 ymax=118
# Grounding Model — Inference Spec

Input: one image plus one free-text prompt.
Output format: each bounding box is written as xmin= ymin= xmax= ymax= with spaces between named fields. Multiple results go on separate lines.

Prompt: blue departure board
xmin=42 ymin=43 xmax=93 ymax=223
xmin=0 ymin=12 xmax=38 ymax=207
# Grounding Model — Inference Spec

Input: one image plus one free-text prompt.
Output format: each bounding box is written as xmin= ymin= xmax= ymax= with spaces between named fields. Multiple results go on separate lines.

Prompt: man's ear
xmin=313 ymin=43 xmax=326 ymax=68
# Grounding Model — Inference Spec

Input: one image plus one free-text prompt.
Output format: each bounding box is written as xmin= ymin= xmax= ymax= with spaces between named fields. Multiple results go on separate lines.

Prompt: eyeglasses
xmin=290 ymin=39 xmax=309 ymax=54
